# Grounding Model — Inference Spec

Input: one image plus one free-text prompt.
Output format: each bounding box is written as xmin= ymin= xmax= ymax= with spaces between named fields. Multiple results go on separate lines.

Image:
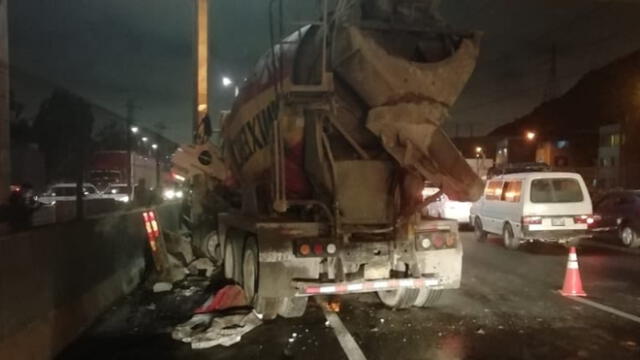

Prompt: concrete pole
xmin=0 ymin=0 xmax=10 ymax=205
xmin=194 ymin=0 xmax=209 ymax=144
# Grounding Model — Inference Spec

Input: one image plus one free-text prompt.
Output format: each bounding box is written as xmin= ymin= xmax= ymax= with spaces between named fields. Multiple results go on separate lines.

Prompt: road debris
xmin=172 ymin=285 xmax=262 ymax=349
xmin=188 ymin=258 xmax=216 ymax=278
xmin=153 ymin=282 xmax=173 ymax=293
xmin=190 ymin=311 xmax=262 ymax=349
xmin=195 ymin=285 xmax=248 ymax=313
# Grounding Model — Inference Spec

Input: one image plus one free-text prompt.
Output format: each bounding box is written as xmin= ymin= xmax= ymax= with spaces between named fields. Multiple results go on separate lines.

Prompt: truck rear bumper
xmin=293 ymin=275 xmax=441 ymax=296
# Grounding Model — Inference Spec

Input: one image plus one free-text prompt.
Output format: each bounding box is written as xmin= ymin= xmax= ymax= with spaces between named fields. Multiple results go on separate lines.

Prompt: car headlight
xmin=117 ymin=196 xmax=129 ymax=203
xmin=163 ymin=189 xmax=175 ymax=200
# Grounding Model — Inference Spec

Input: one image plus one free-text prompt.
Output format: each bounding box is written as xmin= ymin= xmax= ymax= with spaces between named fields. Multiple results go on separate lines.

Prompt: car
xmin=591 ymin=190 xmax=640 ymax=248
xmin=38 ymin=183 xmax=101 ymax=205
xmin=102 ymin=183 xmax=132 ymax=203
xmin=423 ymin=193 xmax=472 ymax=224
xmin=470 ymin=172 xmax=593 ymax=250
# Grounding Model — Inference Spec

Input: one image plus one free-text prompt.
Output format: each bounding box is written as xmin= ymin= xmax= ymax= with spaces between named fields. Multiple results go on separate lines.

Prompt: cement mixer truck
xmin=172 ymin=0 xmax=484 ymax=319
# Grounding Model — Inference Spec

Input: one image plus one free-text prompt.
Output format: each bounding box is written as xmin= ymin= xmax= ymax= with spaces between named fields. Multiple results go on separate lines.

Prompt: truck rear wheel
xmin=413 ymin=288 xmax=442 ymax=307
xmin=223 ymin=238 xmax=242 ymax=282
xmin=377 ymin=288 xmax=419 ymax=309
xmin=242 ymin=237 xmax=259 ymax=304
xmin=278 ymin=297 xmax=308 ymax=318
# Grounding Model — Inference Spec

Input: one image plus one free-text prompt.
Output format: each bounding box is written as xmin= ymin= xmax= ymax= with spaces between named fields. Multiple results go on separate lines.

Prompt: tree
xmin=33 ymin=89 xmax=95 ymax=183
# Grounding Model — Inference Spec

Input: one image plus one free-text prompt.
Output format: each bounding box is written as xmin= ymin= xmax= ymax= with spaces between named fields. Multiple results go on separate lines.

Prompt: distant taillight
xmin=522 ymin=216 xmax=542 ymax=225
xmin=574 ymin=215 xmax=594 ymax=225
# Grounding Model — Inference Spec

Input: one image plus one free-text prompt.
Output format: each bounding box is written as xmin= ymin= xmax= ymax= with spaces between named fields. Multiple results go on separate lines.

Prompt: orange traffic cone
xmin=560 ymin=246 xmax=586 ymax=297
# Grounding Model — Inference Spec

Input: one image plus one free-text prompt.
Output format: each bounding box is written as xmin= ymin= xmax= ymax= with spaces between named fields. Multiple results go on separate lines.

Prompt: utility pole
xmin=126 ymin=99 xmax=135 ymax=199
xmin=194 ymin=0 xmax=209 ymax=143
xmin=0 ymin=0 xmax=10 ymax=208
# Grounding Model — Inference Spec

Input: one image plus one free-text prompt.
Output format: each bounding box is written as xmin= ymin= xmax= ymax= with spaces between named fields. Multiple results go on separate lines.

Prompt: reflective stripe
xmin=347 ymin=283 xmax=364 ymax=291
xmin=399 ymin=279 xmax=414 ymax=287
xmin=320 ymin=286 xmax=337 ymax=293
xmin=567 ymin=261 xmax=579 ymax=269
xmin=373 ymin=281 xmax=388 ymax=289
xmin=424 ymin=278 xmax=439 ymax=286
xmin=569 ymin=253 xmax=578 ymax=261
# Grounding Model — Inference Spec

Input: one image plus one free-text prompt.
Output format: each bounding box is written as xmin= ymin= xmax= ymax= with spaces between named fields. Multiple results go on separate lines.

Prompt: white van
xmin=469 ymin=172 xmax=593 ymax=249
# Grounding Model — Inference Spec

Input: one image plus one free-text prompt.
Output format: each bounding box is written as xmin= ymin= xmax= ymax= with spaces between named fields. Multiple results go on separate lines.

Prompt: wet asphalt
xmin=58 ymin=232 xmax=640 ymax=360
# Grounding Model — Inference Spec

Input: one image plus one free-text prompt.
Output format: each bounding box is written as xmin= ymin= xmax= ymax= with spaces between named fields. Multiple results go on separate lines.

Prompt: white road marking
xmin=564 ymin=295 xmax=640 ymax=324
xmin=317 ymin=297 xmax=367 ymax=360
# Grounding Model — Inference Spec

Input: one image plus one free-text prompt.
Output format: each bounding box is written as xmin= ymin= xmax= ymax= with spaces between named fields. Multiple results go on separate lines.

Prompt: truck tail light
xmin=574 ymin=215 xmax=594 ymax=225
xmin=522 ymin=216 xmax=542 ymax=225
xmin=299 ymin=244 xmax=311 ymax=256
xmin=295 ymin=242 xmax=337 ymax=257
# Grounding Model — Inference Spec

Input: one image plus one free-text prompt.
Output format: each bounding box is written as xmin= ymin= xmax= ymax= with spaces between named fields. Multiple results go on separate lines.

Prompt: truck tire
xmin=278 ymin=297 xmax=308 ymax=318
xmin=377 ymin=288 xmax=419 ymax=309
xmin=620 ymin=225 xmax=640 ymax=248
xmin=503 ymin=223 xmax=520 ymax=250
xmin=254 ymin=296 xmax=281 ymax=320
xmin=242 ymin=237 xmax=259 ymax=304
xmin=223 ymin=238 xmax=242 ymax=282
xmin=474 ymin=218 xmax=487 ymax=242
xmin=413 ymin=288 xmax=442 ymax=307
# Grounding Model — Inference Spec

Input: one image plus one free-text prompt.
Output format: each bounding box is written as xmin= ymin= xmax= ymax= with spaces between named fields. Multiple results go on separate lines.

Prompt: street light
xmin=131 ymin=126 xmax=139 ymax=134
xmin=222 ymin=76 xmax=233 ymax=87
xmin=525 ymin=131 xmax=536 ymax=141
xmin=141 ymin=137 xmax=148 ymax=142
xmin=151 ymin=143 xmax=158 ymax=150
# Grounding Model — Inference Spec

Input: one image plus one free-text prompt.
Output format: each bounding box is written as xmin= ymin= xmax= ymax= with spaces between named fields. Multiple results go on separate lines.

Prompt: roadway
xmin=58 ymin=232 xmax=640 ymax=360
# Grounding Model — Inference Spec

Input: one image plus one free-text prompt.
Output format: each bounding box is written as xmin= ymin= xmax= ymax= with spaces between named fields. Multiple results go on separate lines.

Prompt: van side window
xmin=501 ymin=181 xmax=522 ymax=202
xmin=485 ymin=181 xmax=504 ymax=201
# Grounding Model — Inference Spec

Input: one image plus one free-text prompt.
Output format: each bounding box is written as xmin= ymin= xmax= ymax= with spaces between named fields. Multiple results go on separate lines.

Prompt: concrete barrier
xmin=0 ymin=203 xmax=180 ymax=360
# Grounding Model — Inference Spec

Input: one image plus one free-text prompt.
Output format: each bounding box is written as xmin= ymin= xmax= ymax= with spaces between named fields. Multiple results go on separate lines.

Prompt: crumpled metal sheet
xmin=172 ymin=311 xmax=263 ymax=349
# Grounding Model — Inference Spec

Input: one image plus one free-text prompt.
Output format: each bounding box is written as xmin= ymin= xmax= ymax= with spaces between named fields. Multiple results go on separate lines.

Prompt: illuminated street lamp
xmin=131 ymin=126 xmax=139 ymax=134
xmin=525 ymin=131 xmax=536 ymax=141
xmin=222 ymin=76 xmax=233 ymax=87
xmin=151 ymin=143 xmax=158 ymax=150
xmin=141 ymin=136 xmax=148 ymax=142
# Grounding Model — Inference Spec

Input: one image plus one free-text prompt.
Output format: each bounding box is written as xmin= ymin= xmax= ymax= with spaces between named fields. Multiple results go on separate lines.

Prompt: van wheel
xmin=620 ymin=225 xmax=640 ymax=248
xmin=474 ymin=218 xmax=487 ymax=242
xmin=377 ymin=288 xmax=419 ymax=309
xmin=503 ymin=223 xmax=520 ymax=250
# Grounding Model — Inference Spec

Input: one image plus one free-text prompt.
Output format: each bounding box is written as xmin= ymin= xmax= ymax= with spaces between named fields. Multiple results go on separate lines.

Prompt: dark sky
xmin=8 ymin=0 xmax=640 ymax=142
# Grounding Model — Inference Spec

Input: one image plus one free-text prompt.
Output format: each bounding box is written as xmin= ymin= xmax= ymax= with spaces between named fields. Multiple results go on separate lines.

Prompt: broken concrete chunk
xmin=188 ymin=258 xmax=216 ymax=278
xmin=164 ymin=231 xmax=195 ymax=265
xmin=153 ymin=282 xmax=173 ymax=293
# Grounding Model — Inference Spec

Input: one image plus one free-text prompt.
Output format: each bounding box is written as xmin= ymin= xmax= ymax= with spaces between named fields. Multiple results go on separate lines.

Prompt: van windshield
xmin=530 ymin=178 xmax=584 ymax=203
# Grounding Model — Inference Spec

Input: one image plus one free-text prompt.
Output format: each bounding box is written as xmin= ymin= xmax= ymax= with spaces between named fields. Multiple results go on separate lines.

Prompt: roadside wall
xmin=0 ymin=203 xmax=180 ymax=360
